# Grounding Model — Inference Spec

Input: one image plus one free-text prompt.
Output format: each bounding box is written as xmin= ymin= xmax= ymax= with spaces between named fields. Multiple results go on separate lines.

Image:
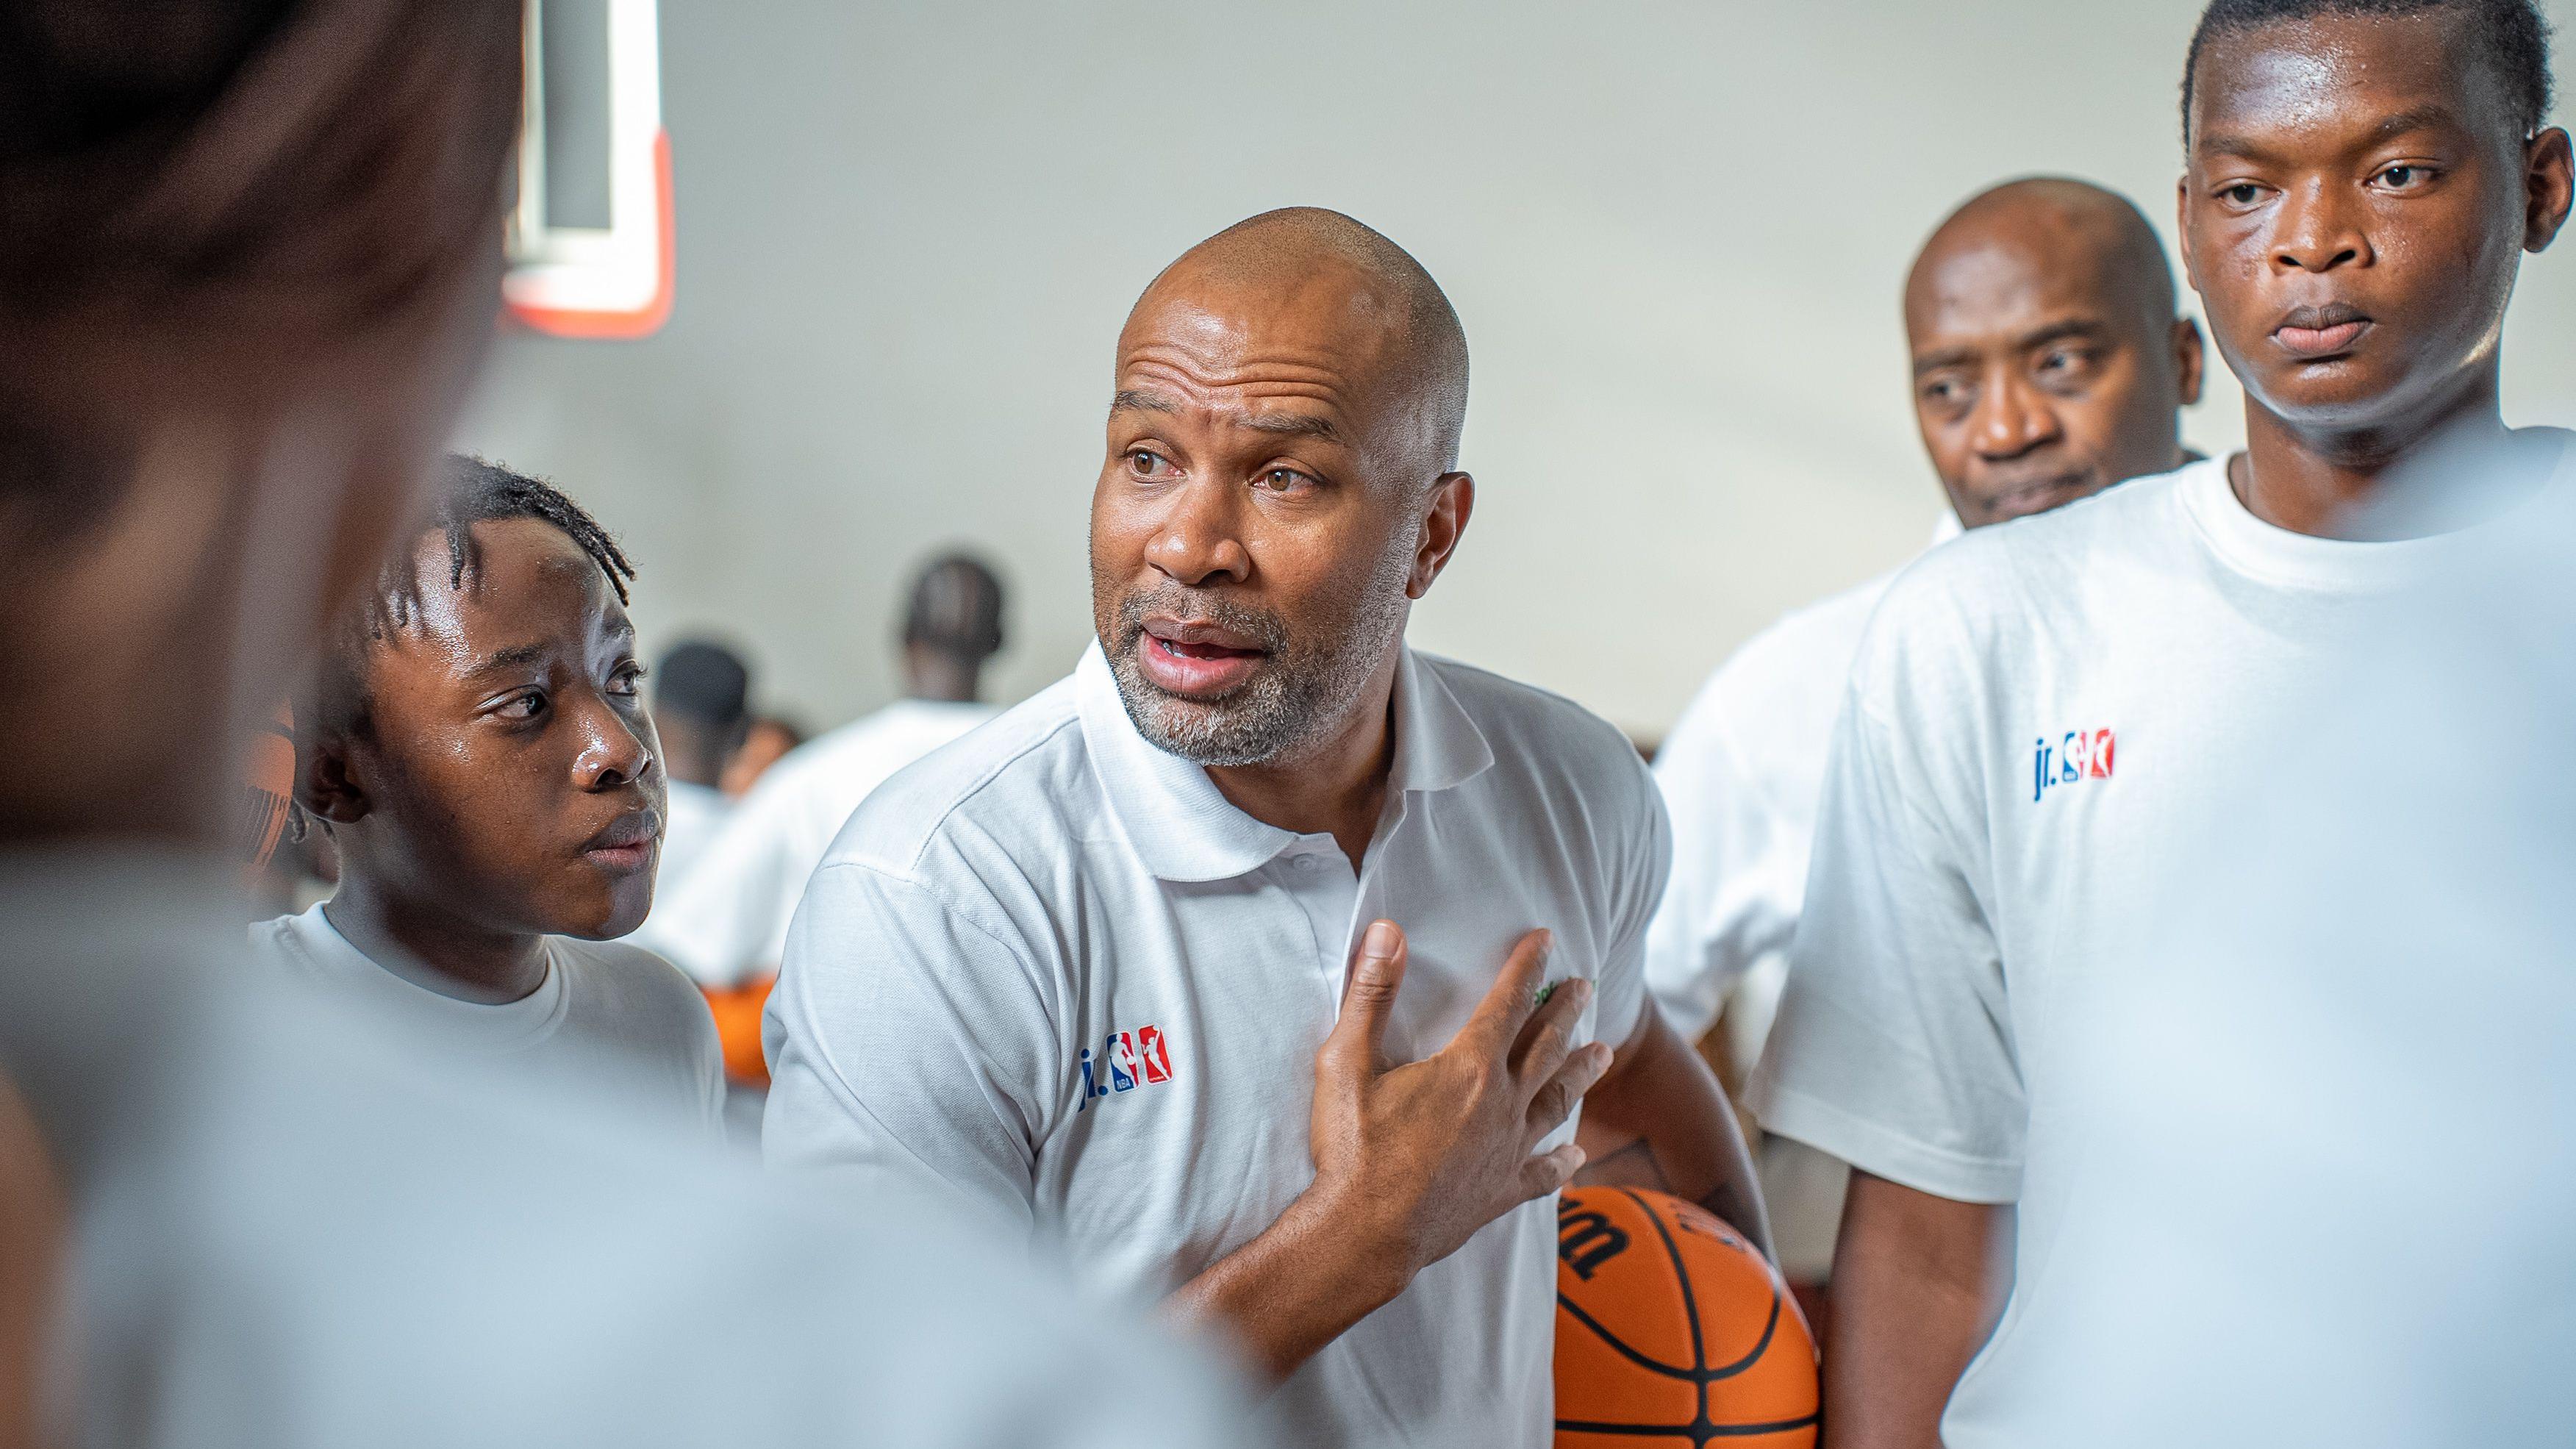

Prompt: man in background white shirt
xmin=641 ymin=554 xmax=1005 ymax=992
xmin=1639 ymin=177 xmax=2205 ymax=1274
xmin=766 ymin=207 xmax=1764 ymax=1449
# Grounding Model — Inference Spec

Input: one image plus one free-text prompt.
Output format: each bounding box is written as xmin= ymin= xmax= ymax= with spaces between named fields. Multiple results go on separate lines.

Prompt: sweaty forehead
xmin=1908 ymin=221 xmax=2139 ymax=347
xmin=2192 ymin=12 xmax=2510 ymax=149
xmin=1117 ymin=260 xmax=1414 ymax=409
xmin=405 ymin=517 xmax=622 ymax=644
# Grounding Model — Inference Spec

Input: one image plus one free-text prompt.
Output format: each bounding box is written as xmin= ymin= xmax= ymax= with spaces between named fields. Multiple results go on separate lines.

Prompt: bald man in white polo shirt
xmin=765 ymin=207 xmax=1764 ymax=1448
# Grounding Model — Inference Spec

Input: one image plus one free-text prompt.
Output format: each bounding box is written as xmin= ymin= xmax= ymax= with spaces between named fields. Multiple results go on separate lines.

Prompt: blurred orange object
xmin=701 ymin=975 xmax=775 ymax=1087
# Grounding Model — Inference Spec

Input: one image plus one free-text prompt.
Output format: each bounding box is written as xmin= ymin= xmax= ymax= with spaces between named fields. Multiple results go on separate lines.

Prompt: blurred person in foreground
xmin=646 ymin=638 xmax=752 ymax=886
xmin=1747 ymin=1 xmax=2574 ymax=1445
xmin=642 ymin=554 xmax=1006 ymax=998
xmin=0 ymin=4 xmax=1252 ymax=1446
xmin=765 ymin=208 xmax=1765 ymax=1448
xmin=1631 ymin=176 xmax=2204 ymax=1278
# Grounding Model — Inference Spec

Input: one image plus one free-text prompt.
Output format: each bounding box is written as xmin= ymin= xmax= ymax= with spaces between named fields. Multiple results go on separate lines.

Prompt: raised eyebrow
xmin=1239 ymin=412 xmax=1337 ymax=441
xmin=1110 ymin=388 xmax=1181 ymax=417
xmin=468 ymin=643 xmax=545 ymax=676
xmin=2014 ymin=319 xmax=2114 ymax=351
xmin=2197 ymin=107 xmax=2461 ymax=166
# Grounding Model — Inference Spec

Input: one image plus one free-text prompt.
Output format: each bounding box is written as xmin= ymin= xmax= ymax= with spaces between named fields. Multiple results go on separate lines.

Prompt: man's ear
xmin=1408 ymin=473 xmax=1475 ymax=600
xmin=2524 ymin=126 xmax=2574 ymax=253
xmin=296 ymin=730 xmax=371 ymax=826
xmin=2174 ymin=317 xmax=2207 ymax=407
xmin=2174 ymin=177 xmax=2205 ymax=296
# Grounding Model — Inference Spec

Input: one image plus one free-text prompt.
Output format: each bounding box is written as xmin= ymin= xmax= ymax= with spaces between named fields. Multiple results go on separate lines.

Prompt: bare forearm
xmin=1822 ymin=1171 xmax=2009 ymax=1449
xmin=1164 ymin=1187 xmax=1409 ymax=1384
xmin=1576 ymin=1006 xmax=1772 ymax=1257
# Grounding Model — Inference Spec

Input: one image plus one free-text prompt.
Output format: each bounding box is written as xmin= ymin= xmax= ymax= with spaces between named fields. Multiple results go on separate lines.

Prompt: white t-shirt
xmin=253 ymin=901 xmax=725 ymax=1136
xmin=1645 ymin=515 xmax=1959 ymax=1044
xmin=2009 ymin=479 xmax=2576 ymax=1446
xmin=654 ymin=779 xmax=732 ymax=894
xmin=4 ymin=853 xmax=1262 ymax=1449
xmin=1747 ymin=438 xmax=2576 ymax=1447
xmin=639 ymin=699 xmax=995 ymax=987
xmin=765 ymin=642 xmax=1667 ymax=1449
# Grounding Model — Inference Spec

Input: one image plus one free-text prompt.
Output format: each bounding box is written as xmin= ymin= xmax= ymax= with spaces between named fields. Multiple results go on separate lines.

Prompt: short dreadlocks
xmin=308 ymin=454 xmax=637 ymax=744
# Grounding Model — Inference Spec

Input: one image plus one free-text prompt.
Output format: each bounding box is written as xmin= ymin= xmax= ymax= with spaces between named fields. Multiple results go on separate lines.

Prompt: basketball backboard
xmin=504 ymin=0 xmax=672 ymax=340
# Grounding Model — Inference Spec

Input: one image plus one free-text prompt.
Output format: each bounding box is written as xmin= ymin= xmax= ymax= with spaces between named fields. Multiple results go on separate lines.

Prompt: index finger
xmin=1456 ymin=929 xmax=1553 ymax=1056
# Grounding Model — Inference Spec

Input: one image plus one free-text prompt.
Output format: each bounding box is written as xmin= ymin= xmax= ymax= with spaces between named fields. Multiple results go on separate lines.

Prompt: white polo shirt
xmin=1645 ymin=514 xmax=1961 ymax=1045
xmin=765 ymin=640 xmax=1669 ymax=1449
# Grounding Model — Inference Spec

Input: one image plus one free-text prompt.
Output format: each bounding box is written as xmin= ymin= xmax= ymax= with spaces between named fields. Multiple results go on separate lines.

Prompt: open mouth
xmin=581 ymin=809 xmax=660 ymax=874
xmin=2273 ymin=304 xmax=2372 ymax=361
xmin=1135 ymin=618 xmax=1270 ymax=698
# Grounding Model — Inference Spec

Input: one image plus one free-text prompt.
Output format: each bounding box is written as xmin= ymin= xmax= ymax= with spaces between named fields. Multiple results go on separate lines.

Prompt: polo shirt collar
xmin=1076 ymin=638 xmax=1495 ymax=884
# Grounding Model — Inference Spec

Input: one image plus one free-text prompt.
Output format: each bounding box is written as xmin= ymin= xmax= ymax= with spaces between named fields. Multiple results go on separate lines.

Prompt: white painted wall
xmin=459 ymin=0 xmax=2576 ymax=739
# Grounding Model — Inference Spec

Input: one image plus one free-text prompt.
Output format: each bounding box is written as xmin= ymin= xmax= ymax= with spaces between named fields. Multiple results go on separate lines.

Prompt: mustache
xmin=1115 ymin=586 xmax=1292 ymax=655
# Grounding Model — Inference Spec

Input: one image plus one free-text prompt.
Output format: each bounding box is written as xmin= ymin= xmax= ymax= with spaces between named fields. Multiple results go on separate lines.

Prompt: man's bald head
xmin=1128 ymin=207 xmax=1470 ymax=473
xmin=1903 ymin=177 xmax=2203 ymax=528
xmin=1908 ymin=178 xmax=2179 ymax=343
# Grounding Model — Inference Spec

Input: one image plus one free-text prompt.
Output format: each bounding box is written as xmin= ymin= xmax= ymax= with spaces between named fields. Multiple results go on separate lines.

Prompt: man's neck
xmin=323 ymin=870 xmax=549 ymax=1005
xmin=1204 ymin=648 xmax=1401 ymax=872
xmin=2236 ymin=367 xmax=2522 ymax=540
xmin=904 ymin=648 xmax=981 ymax=704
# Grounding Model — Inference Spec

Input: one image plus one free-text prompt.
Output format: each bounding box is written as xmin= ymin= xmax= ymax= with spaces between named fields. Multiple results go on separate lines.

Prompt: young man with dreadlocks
xmin=1747 ymin=1 xmax=2573 ymax=1445
xmin=254 ymin=454 xmax=723 ymax=1134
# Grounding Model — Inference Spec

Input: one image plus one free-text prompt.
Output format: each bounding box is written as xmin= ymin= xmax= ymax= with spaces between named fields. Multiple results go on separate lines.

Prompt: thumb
xmin=1322 ymin=920 xmax=1408 ymax=1079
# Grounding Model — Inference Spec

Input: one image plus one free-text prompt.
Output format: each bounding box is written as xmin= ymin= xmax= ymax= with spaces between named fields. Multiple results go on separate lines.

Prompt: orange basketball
xmin=1554 ymin=1187 xmax=1819 ymax=1447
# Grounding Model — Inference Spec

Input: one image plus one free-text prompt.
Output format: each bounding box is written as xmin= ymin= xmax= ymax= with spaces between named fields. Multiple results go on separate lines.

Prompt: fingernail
xmin=1536 ymin=929 xmax=1555 ymax=964
xmin=1362 ymin=920 xmax=1398 ymax=957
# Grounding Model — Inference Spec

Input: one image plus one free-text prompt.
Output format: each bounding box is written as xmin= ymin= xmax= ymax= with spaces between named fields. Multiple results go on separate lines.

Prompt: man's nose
xmin=1971 ymin=368 xmax=2061 ymax=460
xmin=1145 ymin=478 xmax=1253 ymax=587
xmin=2274 ymin=178 xmax=2371 ymax=274
xmin=573 ymin=698 xmax=654 ymax=792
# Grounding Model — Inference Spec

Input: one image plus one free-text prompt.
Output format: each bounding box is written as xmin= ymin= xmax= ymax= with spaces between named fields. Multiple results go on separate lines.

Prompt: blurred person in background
xmin=1747 ymin=1 xmax=2572 ymax=1445
xmin=640 ymin=553 xmax=1006 ymax=1086
xmin=0 ymin=3 xmax=1255 ymax=1445
xmin=1633 ymin=175 xmax=2204 ymax=1292
xmin=719 ymin=712 xmax=802 ymax=795
xmin=647 ymin=639 xmax=752 ymax=885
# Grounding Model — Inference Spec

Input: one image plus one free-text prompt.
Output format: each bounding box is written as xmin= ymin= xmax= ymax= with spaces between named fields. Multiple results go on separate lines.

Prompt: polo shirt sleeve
xmin=763 ymin=860 xmax=1056 ymax=1239
xmin=1642 ymin=697 xmax=1802 ymax=1043
xmin=1746 ymin=689 xmax=2023 ymax=1205
xmin=1592 ymin=751 xmax=1672 ymax=1053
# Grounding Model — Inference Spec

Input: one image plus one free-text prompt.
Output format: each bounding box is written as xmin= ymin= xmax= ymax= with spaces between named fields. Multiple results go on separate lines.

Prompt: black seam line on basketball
xmin=1620 ymin=1187 xmax=1786 ymax=1384
xmin=1550 ymin=1414 xmax=1821 ymax=1438
xmin=1624 ymin=1188 xmax=1710 ymax=1373
xmin=1556 ymin=1292 xmax=1702 ymax=1381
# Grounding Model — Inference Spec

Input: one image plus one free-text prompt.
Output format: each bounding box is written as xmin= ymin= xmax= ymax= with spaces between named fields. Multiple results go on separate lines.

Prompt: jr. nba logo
xmin=1077 ymin=1025 xmax=1173 ymax=1110
xmin=2033 ymin=728 xmax=2116 ymax=801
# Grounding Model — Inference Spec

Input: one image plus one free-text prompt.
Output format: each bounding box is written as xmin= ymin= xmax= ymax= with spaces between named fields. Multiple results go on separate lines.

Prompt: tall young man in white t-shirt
xmin=1750 ymin=2 xmax=2575 ymax=1444
xmin=1635 ymin=177 xmax=2203 ymax=1274
xmin=765 ymin=207 xmax=1766 ymax=1448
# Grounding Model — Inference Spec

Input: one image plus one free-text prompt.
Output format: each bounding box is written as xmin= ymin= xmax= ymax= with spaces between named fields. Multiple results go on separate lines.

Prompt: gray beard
xmin=1103 ymin=547 xmax=1413 ymax=769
